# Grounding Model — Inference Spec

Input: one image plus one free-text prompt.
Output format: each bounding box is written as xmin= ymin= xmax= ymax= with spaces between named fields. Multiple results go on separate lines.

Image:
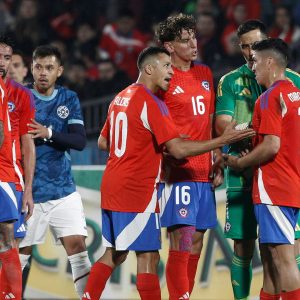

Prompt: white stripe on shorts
xmin=0 ymin=182 xmax=17 ymax=209
xmin=266 ymin=205 xmax=295 ymax=244
xmin=116 ymin=213 xmax=151 ymax=249
xmin=159 ymin=183 xmax=173 ymax=216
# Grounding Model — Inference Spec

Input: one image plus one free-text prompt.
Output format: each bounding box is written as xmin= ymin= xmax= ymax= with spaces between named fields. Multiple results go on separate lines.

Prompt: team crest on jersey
xmin=179 ymin=207 xmax=188 ymax=218
xmin=201 ymin=81 xmax=210 ymax=91
xmin=57 ymin=105 xmax=69 ymax=119
xmin=224 ymin=222 xmax=231 ymax=232
xmin=8 ymin=101 xmax=15 ymax=112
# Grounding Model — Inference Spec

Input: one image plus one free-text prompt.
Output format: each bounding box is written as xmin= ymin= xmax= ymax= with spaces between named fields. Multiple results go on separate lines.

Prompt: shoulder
xmin=219 ymin=66 xmax=243 ymax=84
xmin=56 ymin=85 xmax=78 ymax=98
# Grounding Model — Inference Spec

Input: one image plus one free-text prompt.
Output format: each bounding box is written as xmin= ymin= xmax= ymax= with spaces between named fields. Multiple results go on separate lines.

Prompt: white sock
xmin=19 ymin=254 xmax=31 ymax=271
xmin=68 ymin=250 xmax=91 ymax=299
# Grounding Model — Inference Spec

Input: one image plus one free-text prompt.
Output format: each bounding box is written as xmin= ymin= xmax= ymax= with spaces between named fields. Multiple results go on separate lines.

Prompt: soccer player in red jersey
xmin=155 ymin=14 xmax=221 ymax=299
xmin=82 ymin=46 xmax=254 ymax=300
xmin=0 ymin=74 xmax=22 ymax=300
xmin=225 ymin=38 xmax=300 ymax=300
xmin=0 ymin=36 xmax=35 ymax=299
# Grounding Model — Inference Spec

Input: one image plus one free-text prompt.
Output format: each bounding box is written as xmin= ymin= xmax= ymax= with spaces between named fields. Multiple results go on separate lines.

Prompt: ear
xmin=144 ymin=64 xmax=152 ymax=75
xmin=164 ymin=42 xmax=174 ymax=54
xmin=57 ymin=65 xmax=64 ymax=78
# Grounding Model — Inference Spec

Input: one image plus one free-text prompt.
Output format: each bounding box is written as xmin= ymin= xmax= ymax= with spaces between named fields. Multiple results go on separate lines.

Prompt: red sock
xmin=281 ymin=288 xmax=300 ymax=300
xmin=166 ymin=250 xmax=190 ymax=300
xmin=187 ymin=254 xmax=200 ymax=295
xmin=82 ymin=262 xmax=112 ymax=300
xmin=136 ymin=273 xmax=161 ymax=300
xmin=0 ymin=248 xmax=22 ymax=300
xmin=260 ymin=289 xmax=281 ymax=300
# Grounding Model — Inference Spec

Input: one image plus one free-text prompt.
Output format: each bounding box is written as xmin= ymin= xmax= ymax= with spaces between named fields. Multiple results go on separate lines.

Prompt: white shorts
xmin=19 ymin=191 xmax=88 ymax=247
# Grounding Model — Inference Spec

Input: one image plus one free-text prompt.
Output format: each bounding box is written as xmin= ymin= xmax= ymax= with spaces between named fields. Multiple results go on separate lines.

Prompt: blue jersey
xmin=29 ymin=85 xmax=84 ymax=202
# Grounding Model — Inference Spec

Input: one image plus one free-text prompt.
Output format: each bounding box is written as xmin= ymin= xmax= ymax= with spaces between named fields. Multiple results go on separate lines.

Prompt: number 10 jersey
xmin=100 ymin=83 xmax=179 ymax=213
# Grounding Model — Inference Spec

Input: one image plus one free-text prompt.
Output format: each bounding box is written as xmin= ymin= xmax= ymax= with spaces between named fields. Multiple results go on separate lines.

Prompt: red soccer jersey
xmin=252 ymin=80 xmax=300 ymax=207
xmin=159 ymin=62 xmax=215 ymax=182
xmin=100 ymin=84 xmax=179 ymax=213
xmin=0 ymin=77 xmax=15 ymax=182
xmin=7 ymin=79 xmax=35 ymax=191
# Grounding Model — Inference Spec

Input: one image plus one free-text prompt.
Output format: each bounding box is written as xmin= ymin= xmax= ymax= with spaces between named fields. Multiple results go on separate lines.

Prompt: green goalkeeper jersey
xmin=216 ymin=64 xmax=300 ymax=191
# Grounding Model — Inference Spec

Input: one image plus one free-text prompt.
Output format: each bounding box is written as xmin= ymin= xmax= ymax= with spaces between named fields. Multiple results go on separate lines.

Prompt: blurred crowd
xmin=1 ymin=0 xmax=300 ymax=101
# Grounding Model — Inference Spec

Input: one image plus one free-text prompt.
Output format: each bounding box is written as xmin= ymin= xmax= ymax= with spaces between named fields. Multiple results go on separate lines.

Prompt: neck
xmin=171 ymin=55 xmax=192 ymax=71
xmin=34 ymin=83 xmax=55 ymax=96
xmin=266 ymin=69 xmax=286 ymax=88
xmin=136 ymin=75 xmax=158 ymax=93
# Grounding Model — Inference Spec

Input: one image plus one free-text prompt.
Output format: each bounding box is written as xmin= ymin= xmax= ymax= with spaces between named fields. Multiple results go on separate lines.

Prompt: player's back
xmin=160 ymin=63 xmax=214 ymax=182
xmin=101 ymin=84 xmax=178 ymax=213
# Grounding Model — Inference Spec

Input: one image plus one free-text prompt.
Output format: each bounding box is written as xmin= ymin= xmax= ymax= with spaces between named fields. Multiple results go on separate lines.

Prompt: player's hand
xmin=22 ymin=189 xmax=34 ymax=221
xmin=221 ymin=121 xmax=256 ymax=145
xmin=28 ymin=119 xmax=50 ymax=139
xmin=210 ymin=149 xmax=224 ymax=188
xmin=239 ymin=148 xmax=250 ymax=157
xmin=223 ymin=154 xmax=243 ymax=171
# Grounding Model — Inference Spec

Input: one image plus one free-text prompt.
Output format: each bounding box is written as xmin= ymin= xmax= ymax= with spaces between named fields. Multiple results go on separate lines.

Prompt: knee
xmin=113 ymin=251 xmax=129 ymax=266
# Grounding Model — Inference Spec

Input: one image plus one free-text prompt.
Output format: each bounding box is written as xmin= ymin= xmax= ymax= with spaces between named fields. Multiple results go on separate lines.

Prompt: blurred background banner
xmin=25 ymin=165 xmax=263 ymax=300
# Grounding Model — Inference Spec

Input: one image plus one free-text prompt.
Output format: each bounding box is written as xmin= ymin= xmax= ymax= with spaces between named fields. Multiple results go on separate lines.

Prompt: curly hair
xmin=156 ymin=13 xmax=196 ymax=44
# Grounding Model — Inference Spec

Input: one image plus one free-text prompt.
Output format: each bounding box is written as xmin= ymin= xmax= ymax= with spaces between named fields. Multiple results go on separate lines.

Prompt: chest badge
xmin=8 ymin=101 xmax=15 ymax=112
xmin=201 ymin=81 xmax=210 ymax=91
xmin=57 ymin=105 xmax=69 ymax=119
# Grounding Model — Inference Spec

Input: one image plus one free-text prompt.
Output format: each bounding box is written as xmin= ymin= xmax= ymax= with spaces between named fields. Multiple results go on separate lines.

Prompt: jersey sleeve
xmin=19 ymin=89 xmax=35 ymax=136
xmin=257 ymin=90 xmax=282 ymax=137
xmin=100 ymin=118 xmax=109 ymax=140
xmin=68 ymin=93 xmax=84 ymax=126
xmin=216 ymin=75 xmax=235 ymax=116
xmin=145 ymin=96 xmax=179 ymax=146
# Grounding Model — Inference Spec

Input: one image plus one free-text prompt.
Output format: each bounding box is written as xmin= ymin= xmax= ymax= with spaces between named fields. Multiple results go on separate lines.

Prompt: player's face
xmin=252 ymin=51 xmax=269 ymax=86
xmin=32 ymin=55 xmax=63 ymax=95
xmin=8 ymin=54 xmax=28 ymax=84
xmin=239 ymin=29 xmax=266 ymax=69
xmin=152 ymin=53 xmax=174 ymax=92
xmin=167 ymin=29 xmax=197 ymax=64
xmin=0 ymin=43 xmax=12 ymax=80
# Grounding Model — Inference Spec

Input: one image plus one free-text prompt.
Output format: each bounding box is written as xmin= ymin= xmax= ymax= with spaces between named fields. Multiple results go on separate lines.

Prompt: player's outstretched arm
xmin=224 ymin=134 xmax=280 ymax=170
xmin=165 ymin=122 xmax=255 ymax=160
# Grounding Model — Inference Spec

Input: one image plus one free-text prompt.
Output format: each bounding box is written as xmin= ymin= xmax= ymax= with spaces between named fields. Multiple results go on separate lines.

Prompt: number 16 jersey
xmin=159 ymin=63 xmax=215 ymax=182
xmin=100 ymin=83 xmax=179 ymax=213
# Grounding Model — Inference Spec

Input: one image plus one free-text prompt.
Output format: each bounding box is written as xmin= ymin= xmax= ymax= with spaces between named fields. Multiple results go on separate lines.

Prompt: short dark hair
xmin=156 ymin=13 xmax=196 ymax=44
xmin=137 ymin=47 xmax=170 ymax=70
xmin=237 ymin=19 xmax=267 ymax=38
xmin=0 ymin=34 xmax=14 ymax=49
xmin=252 ymin=38 xmax=289 ymax=67
xmin=32 ymin=45 xmax=63 ymax=65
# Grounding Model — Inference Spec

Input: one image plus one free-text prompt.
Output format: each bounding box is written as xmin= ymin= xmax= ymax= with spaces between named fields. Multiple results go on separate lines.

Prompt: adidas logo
xmin=3 ymin=292 xmax=16 ymax=299
xmin=172 ymin=86 xmax=184 ymax=95
xmin=232 ymin=280 xmax=240 ymax=287
xmin=82 ymin=292 xmax=91 ymax=299
xmin=179 ymin=292 xmax=190 ymax=299
xmin=17 ymin=224 xmax=26 ymax=232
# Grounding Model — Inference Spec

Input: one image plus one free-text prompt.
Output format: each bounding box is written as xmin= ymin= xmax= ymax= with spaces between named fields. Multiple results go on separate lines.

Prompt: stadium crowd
xmin=0 ymin=0 xmax=299 ymax=101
